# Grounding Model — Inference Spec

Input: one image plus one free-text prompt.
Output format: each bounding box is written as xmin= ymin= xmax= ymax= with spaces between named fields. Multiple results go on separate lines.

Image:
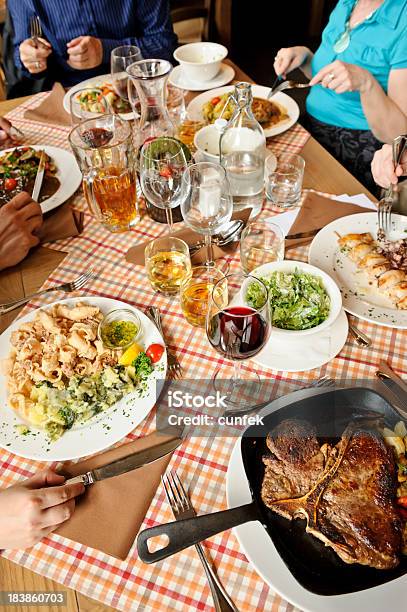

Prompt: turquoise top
xmin=306 ymin=0 xmax=407 ymax=130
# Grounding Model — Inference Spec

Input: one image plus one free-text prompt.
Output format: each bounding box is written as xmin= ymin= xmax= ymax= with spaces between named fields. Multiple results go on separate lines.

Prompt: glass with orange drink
xmin=180 ymin=266 xmax=226 ymax=327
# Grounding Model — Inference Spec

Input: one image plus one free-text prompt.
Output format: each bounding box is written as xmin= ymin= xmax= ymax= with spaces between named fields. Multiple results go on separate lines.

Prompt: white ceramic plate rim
xmin=63 ymin=73 xmax=134 ymax=120
xmin=226 ymin=415 xmax=407 ymax=612
xmin=0 ymin=297 xmax=167 ymax=461
xmin=186 ymin=84 xmax=300 ymax=136
xmin=169 ymin=63 xmax=235 ymax=91
xmin=0 ymin=145 xmax=82 ymax=214
xmin=308 ymin=212 xmax=407 ymax=329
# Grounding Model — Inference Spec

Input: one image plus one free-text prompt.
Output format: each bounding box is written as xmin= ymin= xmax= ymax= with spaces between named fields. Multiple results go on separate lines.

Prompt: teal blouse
xmin=306 ymin=0 xmax=407 ymax=131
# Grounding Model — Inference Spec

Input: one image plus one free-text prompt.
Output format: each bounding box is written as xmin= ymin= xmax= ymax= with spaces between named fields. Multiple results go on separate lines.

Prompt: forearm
xmin=361 ymin=75 xmax=407 ymax=143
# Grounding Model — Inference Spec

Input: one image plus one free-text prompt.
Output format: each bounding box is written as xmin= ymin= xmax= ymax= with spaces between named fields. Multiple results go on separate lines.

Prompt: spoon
xmin=348 ymin=319 xmax=371 ymax=347
xmin=189 ymin=220 xmax=244 ymax=255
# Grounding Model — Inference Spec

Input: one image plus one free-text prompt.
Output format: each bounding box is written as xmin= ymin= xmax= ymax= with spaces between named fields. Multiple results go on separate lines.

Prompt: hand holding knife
xmin=32 ymin=149 xmax=46 ymax=202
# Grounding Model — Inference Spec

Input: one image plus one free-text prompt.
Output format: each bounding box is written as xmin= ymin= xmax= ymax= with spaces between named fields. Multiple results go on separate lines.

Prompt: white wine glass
xmin=181 ymin=162 xmax=233 ymax=266
xmin=111 ymin=45 xmax=142 ymax=113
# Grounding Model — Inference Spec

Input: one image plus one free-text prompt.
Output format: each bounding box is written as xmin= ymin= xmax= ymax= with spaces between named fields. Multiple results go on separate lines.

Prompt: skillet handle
xmin=137 ymin=502 xmax=259 ymax=564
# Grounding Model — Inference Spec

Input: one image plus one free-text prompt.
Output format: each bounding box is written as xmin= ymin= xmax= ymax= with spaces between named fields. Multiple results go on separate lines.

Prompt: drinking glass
xmin=240 ymin=221 xmax=285 ymax=273
xmin=166 ymin=85 xmax=186 ymax=125
xmin=181 ymin=162 xmax=233 ymax=266
xmin=206 ymin=272 xmax=270 ymax=407
xmin=180 ymin=266 xmax=226 ymax=327
xmin=69 ymin=88 xmax=111 ymax=125
xmin=145 ymin=236 xmax=191 ymax=295
xmin=69 ymin=114 xmax=138 ymax=232
xmin=111 ymin=45 xmax=142 ymax=113
xmin=139 ymin=137 xmax=188 ymax=233
xmin=266 ymin=153 xmax=305 ymax=209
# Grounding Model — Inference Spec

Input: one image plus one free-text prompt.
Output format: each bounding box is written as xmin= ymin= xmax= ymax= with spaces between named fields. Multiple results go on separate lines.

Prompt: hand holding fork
xmin=19 ymin=15 xmax=51 ymax=75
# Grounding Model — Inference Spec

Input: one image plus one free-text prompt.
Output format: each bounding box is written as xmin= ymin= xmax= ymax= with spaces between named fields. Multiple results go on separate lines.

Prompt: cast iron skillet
xmin=137 ymin=386 xmax=407 ymax=595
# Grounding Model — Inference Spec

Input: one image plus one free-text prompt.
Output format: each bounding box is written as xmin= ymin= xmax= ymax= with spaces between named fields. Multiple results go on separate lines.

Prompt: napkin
xmin=284 ymin=191 xmax=377 ymax=249
xmin=56 ymin=431 xmax=179 ymax=559
xmin=126 ymin=208 xmax=252 ymax=266
xmin=24 ymin=83 xmax=72 ymax=127
xmin=37 ymin=202 xmax=84 ymax=243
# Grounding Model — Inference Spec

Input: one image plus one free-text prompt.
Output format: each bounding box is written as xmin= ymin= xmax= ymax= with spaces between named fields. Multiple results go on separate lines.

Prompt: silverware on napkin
xmin=65 ymin=437 xmax=182 ymax=486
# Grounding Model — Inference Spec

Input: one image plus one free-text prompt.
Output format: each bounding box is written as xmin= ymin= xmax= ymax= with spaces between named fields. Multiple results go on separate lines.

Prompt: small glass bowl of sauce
xmin=98 ymin=308 xmax=142 ymax=350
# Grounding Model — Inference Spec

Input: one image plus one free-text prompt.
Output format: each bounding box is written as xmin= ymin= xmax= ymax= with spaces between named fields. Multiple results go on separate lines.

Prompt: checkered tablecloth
xmin=0 ymin=92 xmax=406 ymax=612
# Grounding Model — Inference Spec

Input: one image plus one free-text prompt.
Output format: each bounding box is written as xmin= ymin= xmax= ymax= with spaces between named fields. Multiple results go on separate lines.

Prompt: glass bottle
xmin=126 ymin=59 xmax=175 ymax=149
xmin=219 ymin=82 xmax=266 ymax=215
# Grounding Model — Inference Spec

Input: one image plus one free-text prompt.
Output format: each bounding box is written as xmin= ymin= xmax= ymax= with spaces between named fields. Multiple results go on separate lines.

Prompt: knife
xmin=65 ymin=437 xmax=182 ymax=486
xmin=285 ymin=227 xmax=322 ymax=241
xmin=375 ymin=360 xmax=407 ymax=419
xmin=31 ymin=149 xmax=46 ymax=202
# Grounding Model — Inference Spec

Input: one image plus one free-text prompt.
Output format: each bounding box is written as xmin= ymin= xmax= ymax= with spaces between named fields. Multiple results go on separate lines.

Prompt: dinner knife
xmin=65 ymin=437 xmax=182 ymax=486
xmin=31 ymin=149 xmax=46 ymax=202
xmin=285 ymin=227 xmax=322 ymax=241
xmin=375 ymin=360 xmax=407 ymax=419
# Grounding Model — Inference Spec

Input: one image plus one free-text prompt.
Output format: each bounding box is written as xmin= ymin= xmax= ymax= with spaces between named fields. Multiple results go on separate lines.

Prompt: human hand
xmin=67 ymin=36 xmax=103 ymax=70
xmin=0 ymin=118 xmax=23 ymax=146
xmin=19 ymin=37 xmax=52 ymax=74
xmin=309 ymin=60 xmax=373 ymax=94
xmin=273 ymin=46 xmax=311 ymax=78
xmin=371 ymin=143 xmax=407 ymax=188
xmin=0 ymin=469 xmax=84 ymax=550
xmin=0 ymin=192 xmax=43 ymax=270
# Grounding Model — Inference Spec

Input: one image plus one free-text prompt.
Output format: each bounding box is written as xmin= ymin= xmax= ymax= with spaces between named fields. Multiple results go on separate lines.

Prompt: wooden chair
xmin=171 ymin=0 xmax=213 ymax=43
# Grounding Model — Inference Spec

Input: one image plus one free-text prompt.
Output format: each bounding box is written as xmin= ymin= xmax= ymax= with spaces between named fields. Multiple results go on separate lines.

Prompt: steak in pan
xmin=261 ymin=418 xmax=403 ymax=570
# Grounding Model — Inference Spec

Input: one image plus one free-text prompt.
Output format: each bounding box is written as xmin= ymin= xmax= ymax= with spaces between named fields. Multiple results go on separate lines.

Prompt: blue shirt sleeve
xmin=390 ymin=32 xmax=407 ymax=70
xmin=8 ymin=0 xmax=32 ymax=74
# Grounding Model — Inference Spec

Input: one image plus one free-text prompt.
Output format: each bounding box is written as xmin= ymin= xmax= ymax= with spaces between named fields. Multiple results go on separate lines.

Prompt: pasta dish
xmin=1 ymin=303 xmax=153 ymax=441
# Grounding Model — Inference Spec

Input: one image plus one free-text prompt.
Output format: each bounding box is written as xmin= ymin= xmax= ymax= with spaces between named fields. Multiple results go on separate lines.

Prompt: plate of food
xmin=0 ymin=297 xmax=167 ymax=461
xmin=186 ymin=85 xmax=299 ymax=137
xmin=0 ymin=145 xmax=82 ymax=214
xmin=225 ymin=385 xmax=407 ymax=611
xmin=63 ymin=74 xmax=133 ymax=119
xmin=308 ymin=212 xmax=407 ymax=329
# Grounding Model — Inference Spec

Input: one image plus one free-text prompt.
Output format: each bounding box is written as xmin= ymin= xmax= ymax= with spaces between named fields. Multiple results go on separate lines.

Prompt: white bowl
xmin=243 ymin=260 xmax=343 ymax=337
xmin=173 ymin=42 xmax=228 ymax=83
xmin=194 ymin=124 xmax=221 ymax=161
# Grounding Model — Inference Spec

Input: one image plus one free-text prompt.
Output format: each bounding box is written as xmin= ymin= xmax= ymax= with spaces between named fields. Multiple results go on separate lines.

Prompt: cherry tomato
xmin=159 ymin=165 xmax=173 ymax=179
xmin=211 ymin=97 xmax=220 ymax=105
xmin=398 ymin=496 xmax=407 ymax=508
xmin=4 ymin=178 xmax=17 ymax=191
xmin=146 ymin=343 xmax=164 ymax=363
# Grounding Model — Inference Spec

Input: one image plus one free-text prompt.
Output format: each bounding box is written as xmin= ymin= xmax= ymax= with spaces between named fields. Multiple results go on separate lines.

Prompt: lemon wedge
xmin=119 ymin=342 xmax=144 ymax=366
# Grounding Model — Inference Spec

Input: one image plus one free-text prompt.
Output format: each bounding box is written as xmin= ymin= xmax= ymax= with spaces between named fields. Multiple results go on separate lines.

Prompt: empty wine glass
xmin=111 ymin=45 xmax=142 ymax=114
xmin=181 ymin=162 xmax=233 ymax=266
xmin=139 ymin=137 xmax=188 ymax=233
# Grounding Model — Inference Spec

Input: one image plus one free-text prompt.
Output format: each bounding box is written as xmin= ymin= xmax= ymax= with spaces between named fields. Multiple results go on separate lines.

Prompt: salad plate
xmin=0 ymin=297 xmax=167 ymax=461
xmin=309 ymin=212 xmax=407 ymax=329
xmin=63 ymin=74 xmax=134 ymax=120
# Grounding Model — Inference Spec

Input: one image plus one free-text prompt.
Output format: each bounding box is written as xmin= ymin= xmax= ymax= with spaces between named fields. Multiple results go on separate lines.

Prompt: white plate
xmin=309 ymin=212 xmax=407 ymax=329
xmin=169 ymin=63 xmax=235 ymax=91
xmin=1 ymin=146 xmax=82 ymax=214
xmin=226 ymin=431 xmax=406 ymax=612
xmin=63 ymin=73 xmax=134 ymax=120
xmin=252 ymin=309 xmax=348 ymax=372
xmin=0 ymin=297 xmax=167 ymax=461
xmin=187 ymin=85 xmax=299 ymax=137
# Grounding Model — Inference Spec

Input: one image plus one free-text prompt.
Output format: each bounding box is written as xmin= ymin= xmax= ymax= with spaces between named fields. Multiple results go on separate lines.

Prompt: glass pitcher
xmin=126 ymin=59 xmax=175 ymax=149
xmin=69 ymin=114 xmax=139 ymax=233
xmin=219 ymin=82 xmax=266 ymax=214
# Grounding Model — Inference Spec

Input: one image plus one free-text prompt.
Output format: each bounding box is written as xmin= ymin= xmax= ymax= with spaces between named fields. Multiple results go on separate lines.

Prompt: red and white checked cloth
xmin=1 ymin=92 xmax=406 ymax=612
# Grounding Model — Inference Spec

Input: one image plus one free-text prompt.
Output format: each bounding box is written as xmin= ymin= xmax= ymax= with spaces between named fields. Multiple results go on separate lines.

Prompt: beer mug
xmin=69 ymin=114 xmax=138 ymax=232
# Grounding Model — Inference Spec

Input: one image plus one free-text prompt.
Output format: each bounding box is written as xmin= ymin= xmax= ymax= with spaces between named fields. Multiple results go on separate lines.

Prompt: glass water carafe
xmin=126 ymin=59 xmax=175 ymax=149
xmin=219 ymin=82 xmax=266 ymax=214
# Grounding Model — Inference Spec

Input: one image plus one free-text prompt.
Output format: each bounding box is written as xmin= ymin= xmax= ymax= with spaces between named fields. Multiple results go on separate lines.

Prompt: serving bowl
xmin=243 ymin=260 xmax=342 ymax=337
xmin=193 ymin=124 xmax=221 ymax=161
xmin=173 ymin=42 xmax=228 ymax=83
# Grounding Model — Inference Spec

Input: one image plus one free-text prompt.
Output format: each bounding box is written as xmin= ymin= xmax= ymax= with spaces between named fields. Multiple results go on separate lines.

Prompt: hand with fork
xmin=19 ymin=15 xmax=52 ymax=74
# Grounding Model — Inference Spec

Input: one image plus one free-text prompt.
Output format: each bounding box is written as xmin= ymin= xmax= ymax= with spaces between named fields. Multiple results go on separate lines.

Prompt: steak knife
xmin=376 ymin=360 xmax=407 ymax=419
xmin=31 ymin=149 xmax=46 ymax=202
xmin=65 ymin=437 xmax=182 ymax=486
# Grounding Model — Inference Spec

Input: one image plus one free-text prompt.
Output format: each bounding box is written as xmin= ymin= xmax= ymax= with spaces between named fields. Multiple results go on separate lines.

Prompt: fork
xmin=162 ymin=471 xmax=238 ymax=612
xmin=146 ymin=306 xmax=182 ymax=379
xmin=378 ymin=135 xmax=407 ymax=235
xmin=268 ymin=80 xmax=310 ymax=99
xmin=30 ymin=15 xmax=42 ymax=48
xmin=0 ymin=269 xmax=96 ymax=315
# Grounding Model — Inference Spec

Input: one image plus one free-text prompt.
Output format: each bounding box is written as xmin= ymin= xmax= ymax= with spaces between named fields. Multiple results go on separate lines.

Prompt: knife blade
xmin=31 ymin=149 xmax=46 ymax=202
xmin=375 ymin=360 xmax=407 ymax=419
xmin=285 ymin=227 xmax=322 ymax=241
xmin=65 ymin=437 xmax=182 ymax=486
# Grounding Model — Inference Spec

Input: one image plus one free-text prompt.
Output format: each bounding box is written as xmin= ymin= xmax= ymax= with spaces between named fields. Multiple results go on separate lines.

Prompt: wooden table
xmin=0 ymin=64 xmax=375 ymax=611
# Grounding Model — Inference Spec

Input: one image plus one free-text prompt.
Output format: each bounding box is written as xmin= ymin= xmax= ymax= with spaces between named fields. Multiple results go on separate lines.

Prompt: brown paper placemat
xmin=286 ymin=191 xmax=377 ymax=249
xmin=57 ymin=431 xmax=178 ymax=559
xmin=126 ymin=208 xmax=252 ymax=266
xmin=38 ymin=202 xmax=83 ymax=243
xmin=24 ymin=83 xmax=71 ymax=127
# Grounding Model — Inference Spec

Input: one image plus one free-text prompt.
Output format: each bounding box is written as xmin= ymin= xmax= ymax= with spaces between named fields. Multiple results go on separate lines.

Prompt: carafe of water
xmin=219 ymin=82 xmax=266 ymax=215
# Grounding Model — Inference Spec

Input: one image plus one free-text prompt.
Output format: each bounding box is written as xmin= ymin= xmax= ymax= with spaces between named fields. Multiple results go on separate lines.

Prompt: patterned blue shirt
xmin=8 ymin=0 xmax=178 ymax=86
xmin=306 ymin=0 xmax=407 ymax=130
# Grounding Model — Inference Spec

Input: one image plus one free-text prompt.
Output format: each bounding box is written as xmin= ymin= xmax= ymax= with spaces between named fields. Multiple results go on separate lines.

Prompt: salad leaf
xmin=246 ymin=269 xmax=330 ymax=331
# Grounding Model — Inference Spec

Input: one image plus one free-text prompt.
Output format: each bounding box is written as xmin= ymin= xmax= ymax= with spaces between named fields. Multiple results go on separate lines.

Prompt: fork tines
xmin=161 ymin=470 xmax=190 ymax=514
xmin=30 ymin=15 xmax=42 ymax=47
